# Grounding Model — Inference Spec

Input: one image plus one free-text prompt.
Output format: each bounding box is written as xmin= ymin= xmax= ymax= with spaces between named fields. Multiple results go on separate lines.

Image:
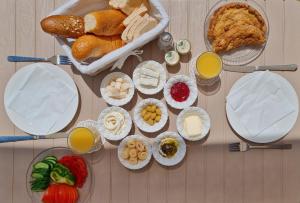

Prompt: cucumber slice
xmin=31 ymin=173 xmax=44 ymax=179
xmin=44 ymin=159 xmax=57 ymax=165
xmin=32 ymin=168 xmax=49 ymax=176
xmin=41 ymin=160 xmax=55 ymax=169
xmin=44 ymin=155 xmax=57 ymax=161
xmin=33 ymin=162 xmax=49 ymax=170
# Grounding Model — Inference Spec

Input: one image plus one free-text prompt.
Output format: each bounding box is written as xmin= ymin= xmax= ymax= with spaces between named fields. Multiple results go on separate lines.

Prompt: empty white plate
xmin=226 ymin=71 xmax=298 ymax=143
xmin=4 ymin=63 xmax=79 ymax=135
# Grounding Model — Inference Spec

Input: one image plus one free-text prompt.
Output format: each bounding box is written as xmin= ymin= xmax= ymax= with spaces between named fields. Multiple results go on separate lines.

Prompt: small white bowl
xmin=100 ymin=72 xmax=135 ymax=106
xmin=133 ymin=60 xmax=167 ymax=95
xmin=152 ymin=131 xmax=186 ymax=167
xmin=163 ymin=75 xmax=198 ymax=109
xmin=98 ymin=106 xmax=132 ymax=141
xmin=117 ymin=135 xmax=152 ymax=170
xmin=176 ymin=107 xmax=211 ymax=141
xmin=134 ymin=98 xmax=168 ymax=133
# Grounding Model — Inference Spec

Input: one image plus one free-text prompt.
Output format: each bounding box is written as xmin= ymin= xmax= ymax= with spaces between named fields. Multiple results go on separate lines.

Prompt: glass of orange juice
xmin=68 ymin=127 xmax=102 ymax=154
xmin=194 ymin=52 xmax=222 ymax=86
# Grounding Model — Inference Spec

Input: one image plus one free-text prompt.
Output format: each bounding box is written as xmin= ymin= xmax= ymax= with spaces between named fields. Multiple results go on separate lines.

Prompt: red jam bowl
xmin=170 ymin=82 xmax=190 ymax=102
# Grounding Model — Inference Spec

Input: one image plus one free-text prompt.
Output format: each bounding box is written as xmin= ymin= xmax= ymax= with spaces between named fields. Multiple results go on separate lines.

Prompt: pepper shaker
xmin=157 ymin=32 xmax=174 ymax=52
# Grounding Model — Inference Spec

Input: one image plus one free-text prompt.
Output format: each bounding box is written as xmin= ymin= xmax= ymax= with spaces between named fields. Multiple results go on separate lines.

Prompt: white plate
xmin=4 ymin=63 xmax=78 ymax=135
xmin=98 ymin=106 xmax=132 ymax=141
xmin=100 ymin=72 xmax=135 ymax=106
xmin=226 ymin=71 xmax=299 ymax=143
xmin=133 ymin=60 xmax=167 ymax=95
xmin=204 ymin=0 xmax=269 ymax=66
xmin=118 ymin=135 xmax=152 ymax=170
xmin=177 ymin=107 xmax=211 ymax=141
xmin=134 ymin=98 xmax=168 ymax=133
xmin=163 ymin=75 xmax=198 ymax=109
xmin=153 ymin=131 xmax=186 ymax=167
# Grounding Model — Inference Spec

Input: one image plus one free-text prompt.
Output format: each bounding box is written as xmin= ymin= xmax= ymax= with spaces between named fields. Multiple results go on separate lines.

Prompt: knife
xmin=0 ymin=132 xmax=68 ymax=143
xmin=223 ymin=64 xmax=298 ymax=73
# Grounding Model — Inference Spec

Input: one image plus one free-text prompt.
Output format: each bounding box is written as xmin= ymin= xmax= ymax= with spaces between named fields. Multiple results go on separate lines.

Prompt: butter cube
xmin=184 ymin=115 xmax=202 ymax=137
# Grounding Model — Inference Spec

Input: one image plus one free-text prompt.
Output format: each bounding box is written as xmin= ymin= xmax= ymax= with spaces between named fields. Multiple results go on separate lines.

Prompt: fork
xmin=229 ymin=142 xmax=292 ymax=152
xmin=7 ymin=55 xmax=72 ymax=65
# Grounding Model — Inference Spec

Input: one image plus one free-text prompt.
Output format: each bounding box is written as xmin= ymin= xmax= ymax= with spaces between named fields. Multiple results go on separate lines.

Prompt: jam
xmin=170 ymin=82 xmax=190 ymax=102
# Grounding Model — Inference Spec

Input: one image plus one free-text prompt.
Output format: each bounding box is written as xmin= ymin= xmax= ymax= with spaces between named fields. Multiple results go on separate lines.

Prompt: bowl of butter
xmin=176 ymin=107 xmax=211 ymax=141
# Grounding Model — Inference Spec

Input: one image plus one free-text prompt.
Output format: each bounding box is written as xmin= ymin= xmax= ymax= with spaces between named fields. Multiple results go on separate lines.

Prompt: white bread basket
xmin=50 ymin=0 xmax=169 ymax=76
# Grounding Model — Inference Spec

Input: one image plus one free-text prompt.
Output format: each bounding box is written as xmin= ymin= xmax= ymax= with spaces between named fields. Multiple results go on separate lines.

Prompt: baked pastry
xmin=71 ymin=35 xmax=124 ymax=61
xmin=84 ymin=9 xmax=126 ymax=36
xmin=109 ymin=0 xmax=150 ymax=15
xmin=208 ymin=3 xmax=266 ymax=53
xmin=213 ymin=24 xmax=266 ymax=53
xmin=40 ymin=15 xmax=84 ymax=38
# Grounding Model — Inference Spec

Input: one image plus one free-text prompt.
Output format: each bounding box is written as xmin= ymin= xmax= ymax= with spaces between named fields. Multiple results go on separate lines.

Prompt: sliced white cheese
xmin=123 ymin=4 xmax=148 ymax=26
xmin=140 ymin=67 xmax=159 ymax=78
xmin=139 ymin=76 xmax=159 ymax=87
xmin=127 ymin=13 xmax=149 ymax=42
xmin=133 ymin=16 xmax=158 ymax=39
xmin=121 ymin=15 xmax=142 ymax=42
xmin=184 ymin=115 xmax=203 ymax=137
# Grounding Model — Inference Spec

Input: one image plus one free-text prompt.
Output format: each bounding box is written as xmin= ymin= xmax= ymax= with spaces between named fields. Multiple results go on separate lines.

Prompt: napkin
xmin=7 ymin=65 xmax=77 ymax=134
xmin=227 ymin=71 xmax=295 ymax=137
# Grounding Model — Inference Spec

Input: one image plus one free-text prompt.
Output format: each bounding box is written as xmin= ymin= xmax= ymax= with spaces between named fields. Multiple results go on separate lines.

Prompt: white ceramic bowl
xmin=152 ymin=131 xmax=186 ymax=166
xmin=176 ymin=107 xmax=211 ymax=141
xmin=98 ymin=106 xmax=132 ymax=141
xmin=133 ymin=60 xmax=167 ymax=95
xmin=100 ymin=72 xmax=135 ymax=106
xmin=117 ymin=135 xmax=152 ymax=170
xmin=163 ymin=75 xmax=198 ymax=109
xmin=134 ymin=98 xmax=168 ymax=133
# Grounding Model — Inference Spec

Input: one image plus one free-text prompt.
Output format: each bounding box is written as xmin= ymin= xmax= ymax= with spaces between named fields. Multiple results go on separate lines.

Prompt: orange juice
xmin=196 ymin=52 xmax=222 ymax=79
xmin=68 ymin=127 xmax=96 ymax=154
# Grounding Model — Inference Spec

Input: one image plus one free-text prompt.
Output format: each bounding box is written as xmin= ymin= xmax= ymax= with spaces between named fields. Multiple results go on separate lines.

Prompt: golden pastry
xmin=127 ymin=140 xmax=136 ymax=148
xmin=208 ymin=3 xmax=266 ymax=53
xmin=136 ymin=141 xmax=145 ymax=152
xmin=129 ymin=148 xmax=138 ymax=158
xmin=138 ymin=151 xmax=147 ymax=160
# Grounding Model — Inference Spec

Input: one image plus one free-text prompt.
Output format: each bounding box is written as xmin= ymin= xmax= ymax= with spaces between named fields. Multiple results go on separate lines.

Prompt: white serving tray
xmin=50 ymin=0 xmax=169 ymax=76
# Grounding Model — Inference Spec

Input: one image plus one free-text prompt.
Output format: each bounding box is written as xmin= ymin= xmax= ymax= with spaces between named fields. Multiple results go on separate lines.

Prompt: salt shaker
xmin=157 ymin=32 xmax=174 ymax=52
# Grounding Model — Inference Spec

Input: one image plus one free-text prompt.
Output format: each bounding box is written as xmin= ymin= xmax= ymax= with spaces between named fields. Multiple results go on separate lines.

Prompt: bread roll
xmin=40 ymin=15 xmax=84 ymax=38
xmin=72 ymin=35 xmax=124 ymax=61
xmin=84 ymin=10 xmax=126 ymax=36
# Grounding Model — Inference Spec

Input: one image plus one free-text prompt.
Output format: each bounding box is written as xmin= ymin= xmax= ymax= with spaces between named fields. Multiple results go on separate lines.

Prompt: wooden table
xmin=1 ymin=0 xmax=300 ymax=202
